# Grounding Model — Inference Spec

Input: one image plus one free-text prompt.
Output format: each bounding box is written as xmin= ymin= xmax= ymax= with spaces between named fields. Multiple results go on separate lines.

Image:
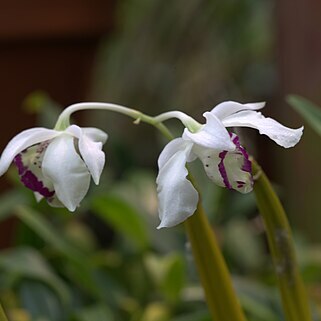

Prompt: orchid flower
xmin=156 ymin=101 xmax=303 ymax=228
xmin=0 ymin=101 xmax=169 ymax=212
xmin=0 ymin=125 xmax=107 ymax=211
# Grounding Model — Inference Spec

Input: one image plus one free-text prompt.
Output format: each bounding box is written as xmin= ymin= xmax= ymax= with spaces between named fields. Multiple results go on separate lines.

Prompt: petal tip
xmin=157 ymin=223 xmax=166 ymax=229
xmin=93 ymin=176 xmax=100 ymax=185
xmin=282 ymin=125 xmax=304 ymax=148
xmin=254 ymin=101 xmax=266 ymax=108
xmin=66 ymin=205 xmax=77 ymax=212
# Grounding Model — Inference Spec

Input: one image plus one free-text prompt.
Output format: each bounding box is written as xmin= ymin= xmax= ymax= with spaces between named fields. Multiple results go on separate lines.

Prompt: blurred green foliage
xmin=2 ymin=93 xmax=321 ymax=321
xmin=1 ymin=1 xmax=321 ymax=321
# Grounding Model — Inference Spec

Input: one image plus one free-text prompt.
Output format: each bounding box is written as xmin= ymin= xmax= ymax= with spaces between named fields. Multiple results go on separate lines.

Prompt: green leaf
xmin=0 ymin=304 xmax=9 ymax=321
xmin=171 ymin=311 xmax=211 ymax=321
xmin=91 ymin=195 xmax=149 ymax=250
xmin=15 ymin=206 xmax=83 ymax=260
xmin=161 ymin=255 xmax=186 ymax=303
xmin=0 ymin=190 xmax=29 ymax=222
xmin=224 ymin=219 xmax=264 ymax=272
xmin=140 ymin=302 xmax=170 ymax=321
xmin=0 ymin=247 xmax=70 ymax=306
xmin=144 ymin=254 xmax=186 ymax=303
xmin=287 ymin=95 xmax=321 ymax=136
xmin=23 ymin=91 xmax=62 ymax=128
xmin=18 ymin=280 xmax=65 ymax=321
xmin=14 ymin=206 xmax=109 ymax=301
xmin=23 ymin=91 xmax=53 ymax=113
xmin=72 ymin=304 xmax=114 ymax=321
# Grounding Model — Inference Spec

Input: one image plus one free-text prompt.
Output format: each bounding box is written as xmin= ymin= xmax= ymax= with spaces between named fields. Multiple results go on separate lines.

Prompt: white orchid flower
xmin=0 ymin=125 xmax=107 ymax=211
xmin=156 ymin=101 xmax=303 ymax=228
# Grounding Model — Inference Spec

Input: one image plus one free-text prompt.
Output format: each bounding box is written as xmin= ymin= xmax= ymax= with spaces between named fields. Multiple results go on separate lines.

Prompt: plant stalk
xmin=252 ymin=160 xmax=312 ymax=321
xmin=185 ymin=200 xmax=247 ymax=321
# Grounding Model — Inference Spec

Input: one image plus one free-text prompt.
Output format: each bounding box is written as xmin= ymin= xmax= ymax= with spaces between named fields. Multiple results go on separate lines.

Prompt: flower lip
xmin=231 ymin=134 xmax=252 ymax=174
xmin=218 ymin=150 xmax=232 ymax=190
xmin=13 ymin=153 xmax=54 ymax=198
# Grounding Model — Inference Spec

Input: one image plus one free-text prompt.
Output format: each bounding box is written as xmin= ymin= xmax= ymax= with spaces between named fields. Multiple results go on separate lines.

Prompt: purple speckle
xmin=217 ymin=132 xmax=253 ymax=192
xmin=231 ymin=134 xmax=252 ymax=175
xmin=236 ymin=180 xmax=246 ymax=189
xmin=13 ymin=153 xmax=25 ymax=175
xmin=13 ymin=153 xmax=55 ymax=198
xmin=218 ymin=151 xmax=232 ymax=189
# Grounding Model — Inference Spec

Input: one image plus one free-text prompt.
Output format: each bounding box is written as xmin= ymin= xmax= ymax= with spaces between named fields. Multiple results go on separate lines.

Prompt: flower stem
xmin=185 ymin=199 xmax=247 ymax=321
xmin=54 ymin=102 xmax=158 ymax=131
xmin=252 ymin=160 xmax=312 ymax=321
xmin=54 ymin=102 xmax=201 ymax=137
xmin=154 ymin=111 xmax=202 ymax=132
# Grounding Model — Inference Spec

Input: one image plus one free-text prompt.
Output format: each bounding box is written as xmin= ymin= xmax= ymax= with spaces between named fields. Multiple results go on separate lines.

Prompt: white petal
xmin=80 ymin=127 xmax=108 ymax=144
xmin=42 ymin=135 xmax=91 ymax=211
xmin=222 ymin=110 xmax=303 ymax=148
xmin=34 ymin=192 xmax=43 ymax=202
xmin=0 ymin=128 xmax=59 ymax=176
xmin=183 ymin=112 xmax=235 ymax=151
xmin=66 ymin=125 xmax=107 ymax=184
xmin=210 ymin=101 xmax=265 ymax=120
xmin=158 ymin=138 xmax=190 ymax=169
xmin=156 ymin=141 xmax=198 ymax=228
xmin=192 ymin=145 xmax=224 ymax=187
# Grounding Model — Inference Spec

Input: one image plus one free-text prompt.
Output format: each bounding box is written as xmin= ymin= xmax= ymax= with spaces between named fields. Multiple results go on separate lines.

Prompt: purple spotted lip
xmin=13 ymin=151 xmax=55 ymax=198
xmin=218 ymin=133 xmax=253 ymax=190
xmin=218 ymin=150 xmax=232 ymax=190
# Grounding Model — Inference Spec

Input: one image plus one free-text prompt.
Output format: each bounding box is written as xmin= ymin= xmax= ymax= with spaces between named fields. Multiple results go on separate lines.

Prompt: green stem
xmin=153 ymin=122 xmax=174 ymax=141
xmin=54 ymin=102 xmax=199 ymax=136
xmin=154 ymin=111 xmax=202 ymax=132
xmin=252 ymin=160 xmax=312 ymax=321
xmin=185 ymin=200 xmax=247 ymax=321
xmin=54 ymin=102 xmax=177 ymax=147
xmin=54 ymin=102 xmax=159 ymax=130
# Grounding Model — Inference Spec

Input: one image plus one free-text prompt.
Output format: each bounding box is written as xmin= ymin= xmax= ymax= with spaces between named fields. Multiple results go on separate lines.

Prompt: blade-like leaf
xmin=72 ymin=304 xmax=114 ymax=321
xmin=91 ymin=195 xmax=149 ymax=250
xmin=0 ymin=304 xmax=9 ymax=321
xmin=15 ymin=206 xmax=83 ymax=260
xmin=171 ymin=311 xmax=212 ymax=321
xmin=14 ymin=206 xmax=109 ymax=300
xmin=0 ymin=190 xmax=29 ymax=222
xmin=145 ymin=253 xmax=186 ymax=303
xmin=287 ymin=95 xmax=321 ymax=136
xmin=18 ymin=280 xmax=65 ymax=321
xmin=0 ymin=247 xmax=70 ymax=305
